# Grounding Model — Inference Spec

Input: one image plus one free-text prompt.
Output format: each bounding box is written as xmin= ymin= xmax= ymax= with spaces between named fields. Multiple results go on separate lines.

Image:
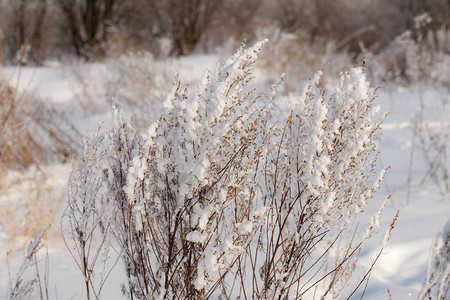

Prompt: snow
xmin=1 ymin=54 xmax=449 ymax=299
xmin=236 ymin=221 xmax=254 ymax=235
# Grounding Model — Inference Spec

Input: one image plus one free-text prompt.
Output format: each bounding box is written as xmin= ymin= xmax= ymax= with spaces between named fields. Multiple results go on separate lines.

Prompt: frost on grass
xmin=67 ymin=40 xmax=394 ymax=299
xmin=7 ymin=225 xmax=50 ymax=300
xmin=419 ymin=219 xmax=450 ymax=300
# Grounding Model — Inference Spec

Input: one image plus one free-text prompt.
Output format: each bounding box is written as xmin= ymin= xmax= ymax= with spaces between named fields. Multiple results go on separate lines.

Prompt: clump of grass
xmin=0 ymin=76 xmax=77 ymax=247
xmin=66 ymin=41 xmax=396 ymax=299
xmin=0 ymin=78 xmax=80 ymax=170
xmin=7 ymin=225 xmax=51 ymax=300
xmin=419 ymin=219 xmax=450 ymax=300
xmin=0 ymin=166 xmax=65 ymax=250
xmin=0 ymin=83 xmax=42 ymax=169
xmin=71 ymin=51 xmax=171 ymax=129
xmin=0 ymin=72 xmax=68 ymax=300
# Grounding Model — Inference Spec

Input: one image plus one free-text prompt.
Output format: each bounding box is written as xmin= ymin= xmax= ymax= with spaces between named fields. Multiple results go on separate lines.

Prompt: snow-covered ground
xmin=1 ymin=55 xmax=448 ymax=299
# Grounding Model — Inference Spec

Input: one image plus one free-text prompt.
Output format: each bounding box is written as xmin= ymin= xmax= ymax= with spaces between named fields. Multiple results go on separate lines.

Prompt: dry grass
xmin=253 ymin=26 xmax=353 ymax=92
xmin=0 ymin=167 xmax=65 ymax=250
xmin=0 ymin=77 xmax=80 ymax=169
xmin=70 ymin=52 xmax=171 ymax=129
xmin=0 ymin=83 xmax=43 ymax=169
xmin=0 ymin=75 xmax=76 ymax=249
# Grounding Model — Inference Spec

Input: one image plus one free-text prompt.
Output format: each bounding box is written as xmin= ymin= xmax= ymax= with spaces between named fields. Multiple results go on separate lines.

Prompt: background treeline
xmin=0 ymin=0 xmax=449 ymax=64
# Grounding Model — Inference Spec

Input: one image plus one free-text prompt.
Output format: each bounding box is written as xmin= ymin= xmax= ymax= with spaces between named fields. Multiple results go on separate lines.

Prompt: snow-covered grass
xmin=0 ymin=47 xmax=449 ymax=299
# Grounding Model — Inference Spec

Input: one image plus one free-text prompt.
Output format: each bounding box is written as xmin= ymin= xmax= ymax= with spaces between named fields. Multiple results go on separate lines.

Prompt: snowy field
xmin=0 ymin=51 xmax=449 ymax=299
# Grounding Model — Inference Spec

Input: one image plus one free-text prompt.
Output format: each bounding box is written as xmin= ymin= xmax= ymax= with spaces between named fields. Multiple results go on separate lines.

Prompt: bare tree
xmin=146 ymin=0 xmax=223 ymax=56
xmin=0 ymin=0 xmax=48 ymax=65
xmin=56 ymin=0 xmax=132 ymax=60
xmin=271 ymin=0 xmax=362 ymax=50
